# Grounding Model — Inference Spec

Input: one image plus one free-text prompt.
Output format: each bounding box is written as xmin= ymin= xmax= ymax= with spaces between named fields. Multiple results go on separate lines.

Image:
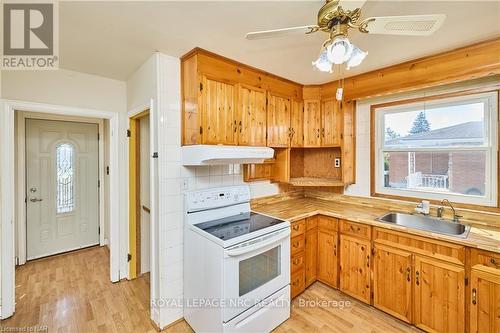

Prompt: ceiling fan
xmin=245 ymin=0 xmax=446 ymax=73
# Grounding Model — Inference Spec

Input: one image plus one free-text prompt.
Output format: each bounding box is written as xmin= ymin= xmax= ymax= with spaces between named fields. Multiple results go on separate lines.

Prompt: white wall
xmin=127 ymin=55 xmax=157 ymax=112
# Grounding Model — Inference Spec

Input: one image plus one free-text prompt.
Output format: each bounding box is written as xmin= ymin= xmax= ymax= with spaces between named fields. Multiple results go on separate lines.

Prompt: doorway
xmin=25 ymin=119 xmax=100 ymax=260
xmin=129 ymin=110 xmax=151 ymax=278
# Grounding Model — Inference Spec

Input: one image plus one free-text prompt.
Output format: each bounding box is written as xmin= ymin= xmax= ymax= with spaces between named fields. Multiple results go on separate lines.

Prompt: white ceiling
xmin=59 ymin=1 xmax=500 ymax=84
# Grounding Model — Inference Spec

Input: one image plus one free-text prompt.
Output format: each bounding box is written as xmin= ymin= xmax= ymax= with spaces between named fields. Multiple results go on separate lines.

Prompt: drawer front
xmin=291 ymin=268 xmax=305 ymax=299
xmin=340 ymin=220 xmax=371 ymax=240
xmin=291 ymin=253 xmax=305 ymax=273
xmin=291 ymin=235 xmax=305 ymax=257
xmin=318 ymin=215 xmax=338 ymax=232
xmin=471 ymin=249 xmax=500 ymax=270
xmin=306 ymin=216 xmax=318 ymax=230
xmin=373 ymin=227 xmax=465 ymax=265
xmin=291 ymin=219 xmax=306 ymax=238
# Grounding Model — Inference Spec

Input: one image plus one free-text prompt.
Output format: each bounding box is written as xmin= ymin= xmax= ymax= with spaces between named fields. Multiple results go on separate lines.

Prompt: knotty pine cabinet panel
xmin=317 ymin=229 xmax=338 ymax=288
xmin=321 ymin=98 xmax=342 ymax=146
xmin=373 ymin=244 xmax=413 ymax=323
xmin=237 ymin=84 xmax=267 ymax=146
xmin=267 ymin=93 xmax=291 ymax=147
xmin=303 ymin=100 xmax=322 ymax=147
xmin=339 ymin=235 xmax=371 ymax=303
xmin=414 ymin=255 xmax=465 ymax=333
xmin=470 ymin=265 xmax=500 ymax=333
xmin=305 ymin=217 xmax=318 ymax=287
xmin=290 ymin=99 xmax=304 ymax=147
xmin=201 ymin=76 xmax=237 ymax=144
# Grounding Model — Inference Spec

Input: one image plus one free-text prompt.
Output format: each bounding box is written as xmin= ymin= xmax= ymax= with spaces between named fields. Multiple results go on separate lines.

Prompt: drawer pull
xmin=293 ymin=258 xmax=301 ymax=265
xmin=292 ymin=242 xmax=300 ymax=248
xmin=472 ymin=288 xmax=477 ymax=305
xmin=293 ymin=225 xmax=300 ymax=231
xmin=490 ymin=258 xmax=500 ymax=268
xmin=416 ymin=271 xmax=420 ymax=286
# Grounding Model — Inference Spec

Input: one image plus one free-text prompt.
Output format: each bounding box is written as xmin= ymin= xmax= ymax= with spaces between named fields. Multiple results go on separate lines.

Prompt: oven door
xmin=223 ymin=227 xmax=290 ymax=322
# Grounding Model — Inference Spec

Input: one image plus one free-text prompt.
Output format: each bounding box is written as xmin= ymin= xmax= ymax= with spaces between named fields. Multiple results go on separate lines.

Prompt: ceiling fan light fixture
xmin=312 ymin=47 xmax=332 ymax=73
xmin=326 ymin=36 xmax=353 ymax=64
xmin=346 ymin=45 xmax=368 ymax=69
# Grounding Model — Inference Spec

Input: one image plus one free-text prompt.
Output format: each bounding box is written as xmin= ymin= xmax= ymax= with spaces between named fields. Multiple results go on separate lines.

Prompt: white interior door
xmin=140 ymin=115 xmax=150 ymax=274
xmin=26 ymin=119 xmax=99 ymax=260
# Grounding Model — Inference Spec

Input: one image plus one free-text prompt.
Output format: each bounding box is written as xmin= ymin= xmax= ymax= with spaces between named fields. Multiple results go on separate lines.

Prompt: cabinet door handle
xmin=333 ymin=244 xmax=337 ymax=256
xmin=416 ymin=271 xmax=420 ymax=286
xmin=292 ymin=241 xmax=300 ymax=248
xmin=293 ymin=258 xmax=300 ymax=265
xmin=239 ymin=121 xmax=242 ymax=133
xmin=321 ymin=128 xmax=325 ymax=137
xmin=406 ymin=267 xmax=411 ymax=282
xmin=366 ymin=255 xmax=370 ymax=268
xmin=490 ymin=258 xmax=500 ymax=268
xmin=234 ymin=120 xmax=237 ymax=133
xmin=292 ymin=225 xmax=300 ymax=231
xmin=472 ymin=288 xmax=477 ymax=305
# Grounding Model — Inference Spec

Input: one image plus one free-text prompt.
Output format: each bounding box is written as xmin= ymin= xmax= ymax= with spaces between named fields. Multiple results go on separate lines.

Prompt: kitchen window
xmin=373 ymin=91 xmax=498 ymax=206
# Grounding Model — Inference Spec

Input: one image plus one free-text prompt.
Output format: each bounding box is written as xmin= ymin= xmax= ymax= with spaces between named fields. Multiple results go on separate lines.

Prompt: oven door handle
xmin=226 ymin=229 xmax=290 ymax=257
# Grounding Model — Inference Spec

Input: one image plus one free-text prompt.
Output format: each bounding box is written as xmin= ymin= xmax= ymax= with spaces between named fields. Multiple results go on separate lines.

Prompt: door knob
xmin=30 ymin=198 xmax=43 ymax=202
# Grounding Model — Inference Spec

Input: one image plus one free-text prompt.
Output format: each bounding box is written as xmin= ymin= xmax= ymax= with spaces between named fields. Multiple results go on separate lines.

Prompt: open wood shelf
xmin=288 ymin=177 xmax=345 ymax=187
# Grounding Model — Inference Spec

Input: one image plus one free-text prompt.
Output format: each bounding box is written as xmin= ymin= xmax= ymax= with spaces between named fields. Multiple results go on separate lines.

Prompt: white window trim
xmin=374 ymin=91 xmax=498 ymax=206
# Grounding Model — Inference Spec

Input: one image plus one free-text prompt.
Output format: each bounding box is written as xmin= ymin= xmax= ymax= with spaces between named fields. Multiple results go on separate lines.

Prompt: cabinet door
xmin=303 ymin=100 xmax=321 ymax=147
xmin=201 ymin=76 xmax=236 ymax=144
xmin=339 ymin=235 xmax=371 ymax=303
xmin=414 ymin=256 xmax=465 ymax=333
xmin=267 ymin=93 xmax=291 ymax=147
xmin=470 ymin=266 xmax=500 ymax=333
xmin=305 ymin=224 xmax=318 ymax=287
xmin=238 ymin=85 xmax=267 ymax=146
xmin=317 ymin=230 xmax=338 ymax=288
xmin=373 ymin=244 xmax=413 ymax=323
xmin=321 ymin=98 xmax=342 ymax=146
xmin=290 ymin=99 xmax=304 ymax=147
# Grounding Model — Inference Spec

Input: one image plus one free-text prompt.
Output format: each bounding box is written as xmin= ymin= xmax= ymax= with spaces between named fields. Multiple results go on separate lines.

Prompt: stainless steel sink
xmin=377 ymin=212 xmax=470 ymax=238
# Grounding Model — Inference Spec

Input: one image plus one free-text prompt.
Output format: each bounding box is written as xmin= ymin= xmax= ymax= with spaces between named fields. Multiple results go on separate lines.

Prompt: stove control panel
xmin=186 ymin=185 xmax=251 ymax=213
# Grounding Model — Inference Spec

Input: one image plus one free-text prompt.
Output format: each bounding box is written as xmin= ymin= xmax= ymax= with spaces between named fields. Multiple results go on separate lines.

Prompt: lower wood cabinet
xmin=414 ymin=255 xmax=465 ymax=333
xmin=339 ymin=234 xmax=371 ymax=303
xmin=291 ymin=268 xmax=305 ymax=299
xmin=373 ymin=243 xmax=413 ymax=323
xmin=305 ymin=217 xmax=318 ymax=287
xmin=317 ymin=229 xmax=338 ymax=288
xmin=470 ymin=265 xmax=500 ymax=333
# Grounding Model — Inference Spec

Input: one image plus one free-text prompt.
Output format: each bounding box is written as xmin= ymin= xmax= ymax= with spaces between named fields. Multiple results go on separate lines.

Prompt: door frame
xmin=17 ymin=112 xmax=105 ymax=264
xmin=128 ymin=109 xmax=150 ymax=279
xmin=0 ymin=99 xmax=121 ymax=319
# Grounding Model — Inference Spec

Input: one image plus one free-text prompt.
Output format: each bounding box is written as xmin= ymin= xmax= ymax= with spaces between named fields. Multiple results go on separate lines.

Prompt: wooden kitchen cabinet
xmin=237 ymin=84 xmax=267 ymax=146
xmin=373 ymin=243 xmax=413 ymax=323
xmin=317 ymin=229 xmax=339 ymax=288
xmin=321 ymin=98 xmax=342 ymax=147
xmin=303 ymin=100 xmax=322 ymax=147
xmin=290 ymin=99 xmax=304 ymax=147
xmin=339 ymin=234 xmax=371 ymax=303
xmin=305 ymin=216 xmax=318 ymax=287
xmin=290 ymin=219 xmax=306 ymax=298
xmin=201 ymin=76 xmax=237 ymax=145
xmin=414 ymin=255 xmax=465 ymax=333
xmin=267 ymin=92 xmax=291 ymax=147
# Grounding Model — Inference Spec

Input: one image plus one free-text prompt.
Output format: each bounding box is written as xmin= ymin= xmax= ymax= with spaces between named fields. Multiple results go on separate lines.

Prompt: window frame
xmin=371 ymin=90 xmax=498 ymax=207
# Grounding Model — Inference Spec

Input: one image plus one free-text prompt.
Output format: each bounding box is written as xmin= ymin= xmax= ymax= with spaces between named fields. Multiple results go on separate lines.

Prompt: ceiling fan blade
xmin=360 ymin=14 xmax=446 ymax=36
xmin=245 ymin=25 xmax=319 ymax=40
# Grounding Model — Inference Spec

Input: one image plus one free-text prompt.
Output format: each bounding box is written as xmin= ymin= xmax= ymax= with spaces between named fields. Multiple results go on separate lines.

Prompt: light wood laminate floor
xmin=1 ymin=246 xmax=419 ymax=333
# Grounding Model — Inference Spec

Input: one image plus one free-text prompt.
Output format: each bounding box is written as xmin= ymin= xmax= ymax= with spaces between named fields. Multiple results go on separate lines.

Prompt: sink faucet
xmin=439 ymin=199 xmax=462 ymax=222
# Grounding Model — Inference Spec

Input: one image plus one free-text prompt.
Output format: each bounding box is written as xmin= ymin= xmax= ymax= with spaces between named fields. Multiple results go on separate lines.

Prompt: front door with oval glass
xmin=26 ymin=119 xmax=99 ymax=260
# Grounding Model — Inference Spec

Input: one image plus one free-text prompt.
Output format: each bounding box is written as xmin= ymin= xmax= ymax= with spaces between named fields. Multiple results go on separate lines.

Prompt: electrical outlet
xmin=334 ymin=158 xmax=341 ymax=168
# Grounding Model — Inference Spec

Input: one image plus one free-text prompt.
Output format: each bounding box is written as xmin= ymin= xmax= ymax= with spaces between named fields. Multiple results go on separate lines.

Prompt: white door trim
xmin=0 ymin=99 xmax=121 ymax=320
xmin=17 ymin=112 xmax=105 ymax=265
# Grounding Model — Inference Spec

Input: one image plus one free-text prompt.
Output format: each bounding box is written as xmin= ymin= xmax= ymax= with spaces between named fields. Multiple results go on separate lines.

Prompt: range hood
xmin=181 ymin=145 xmax=274 ymax=165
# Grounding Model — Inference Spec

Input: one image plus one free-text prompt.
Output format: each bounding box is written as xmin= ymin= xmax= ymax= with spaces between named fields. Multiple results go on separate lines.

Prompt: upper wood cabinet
xmin=321 ymin=98 xmax=342 ymax=147
xmin=238 ymin=84 xmax=267 ymax=146
xmin=201 ymin=76 xmax=237 ymax=145
xmin=303 ymin=100 xmax=322 ymax=147
xmin=290 ymin=99 xmax=304 ymax=147
xmin=267 ymin=92 xmax=291 ymax=147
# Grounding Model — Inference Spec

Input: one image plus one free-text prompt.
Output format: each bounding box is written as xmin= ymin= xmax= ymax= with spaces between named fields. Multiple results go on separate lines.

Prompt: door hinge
xmin=199 ymin=82 xmax=203 ymax=91
xmin=106 ymin=166 xmax=110 ymax=175
xmin=98 ymin=180 xmax=100 ymax=188
xmin=126 ymin=129 xmax=131 ymax=137
xmin=200 ymin=126 xmax=203 ymax=135
xmin=127 ymin=253 xmax=132 ymax=262
xmin=266 ymin=96 xmax=268 ymax=106
xmin=371 ymin=291 xmax=374 ymax=299
xmin=98 ymin=226 xmax=100 ymax=235
xmin=465 ymin=277 xmax=469 ymax=286
xmin=371 ymin=248 xmax=375 ymax=255
xmin=97 ymin=133 xmax=100 ymax=140
xmin=152 ymin=152 xmax=159 ymax=158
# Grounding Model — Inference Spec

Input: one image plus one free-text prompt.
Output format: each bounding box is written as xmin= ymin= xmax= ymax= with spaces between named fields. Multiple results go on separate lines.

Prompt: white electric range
xmin=184 ymin=185 xmax=290 ymax=333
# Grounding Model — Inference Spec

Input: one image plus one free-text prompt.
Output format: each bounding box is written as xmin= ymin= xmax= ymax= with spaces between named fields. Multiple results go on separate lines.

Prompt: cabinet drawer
xmin=471 ymin=249 xmax=500 ymax=270
xmin=291 ymin=235 xmax=305 ymax=257
xmin=291 ymin=219 xmax=306 ymax=238
xmin=340 ymin=220 xmax=371 ymax=240
xmin=306 ymin=216 xmax=318 ymax=230
xmin=373 ymin=227 xmax=465 ymax=265
xmin=317 ymin=215 xmax=338 ymax=232
xmin=291 ymin=268 xmax=305 ymax=299
xmin=291 ymin=253 xmax=304 ymax=273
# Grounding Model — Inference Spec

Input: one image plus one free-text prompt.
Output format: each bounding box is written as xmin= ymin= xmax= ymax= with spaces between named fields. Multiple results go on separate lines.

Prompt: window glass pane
xmin=56 ymin=143 xmax=75 ymax=213
xmin=239 ymin=246 xmax=280 ymax=296
xmin=383 ymin=151 xmax=486 ymax=197
xmin=384 ymin=101 xmax=485 ymax=148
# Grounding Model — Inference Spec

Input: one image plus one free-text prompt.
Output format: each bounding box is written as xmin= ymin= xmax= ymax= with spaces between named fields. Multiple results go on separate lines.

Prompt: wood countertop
xmin=252 ymin=197 xmax=500 ymax=254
